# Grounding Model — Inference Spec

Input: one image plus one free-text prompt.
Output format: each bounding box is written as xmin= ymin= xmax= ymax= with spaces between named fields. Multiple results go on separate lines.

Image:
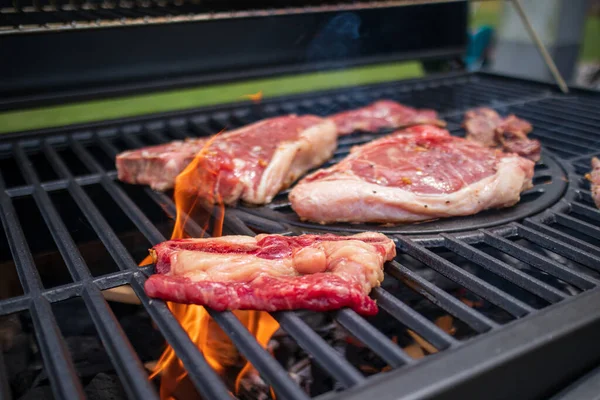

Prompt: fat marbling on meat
xmin=290 ymin=125 xmax=535 ymax=224
xmin=117 ymin=138 xmax=209 ymax=191
xmin=116 ymin=114 xmax=337 ymax=204
xmin=329 ymin=100 xmax=446 ymax=135
xmin=144 ymin=232 xmax=396 ymax=316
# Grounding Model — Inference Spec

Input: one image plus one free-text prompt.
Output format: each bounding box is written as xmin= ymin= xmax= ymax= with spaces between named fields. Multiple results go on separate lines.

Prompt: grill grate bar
xmin=0 ymin=268 xmax=142 ymax=316
xmin=17 ymin=142 xmax=160 ymax=398
xmin=82 ymin=288 xmax=160 ymax=400
xmin=371 ymin=288 xmax=458 ymax=350
xmin=395 ymin=236 xmax=534 ymax=317
xmin=273 ymin=312 xmax=366 ymax=388
xmin=571 ymin=203 xmax=600 ymax=223
xmin=441 ymin=234 xmax=567 ymax=303
xmin=334 ymin=309 xmax=414 ymax=367
xmin=14 ymin=144 xmax=90 ymax=281
xmin=522 ymin=219 xmax=600 ymax=258
xmin=0 ymin=174 xmax=46 ymax=294
xmin=70 ymin=138 xmax=166 ymax=245
xmin=516 ymin=222 xmax=600 ymax=273
xmin=481 ymin=229 xmax=599 ymax=289
xmin=513 ymin=106 xmax=600 ymax=133
xmin=0 ymin=158 xmax=87 ymax=400
xmin=130 ymin=274 xmax=234 ymax=400
xmin=385 ymin=260 xmax=497 ymax=333
xmin=554 ymin=211 xmax=600 ymax=240
xmin=29 ymin=298 xmax=87 ymax=400
xmin=207 ymin=310 xmax=312 ymax=400
xmin=523 ymin=101 xmax=600 ymax=125
xmin=41 ymin=140 xmax=138 ymax=271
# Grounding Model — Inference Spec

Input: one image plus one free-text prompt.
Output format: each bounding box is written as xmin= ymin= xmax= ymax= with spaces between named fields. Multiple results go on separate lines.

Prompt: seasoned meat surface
xmin=588 ymin=157 xmax=600 ymax=209
xmin=290 ymin=125 xmax=535 ymax=223
xmin=144 ymin=232 xmax=396 ymax=315
xmin=116 ymin=115 xmax=337 ymax=204
xmin=463 ymin=107 xmax=540 ymax=161
xmin=329 ymin=100 xmax=445 ymax=136
xmin=117 ymin=138 xmax=209 ymax=191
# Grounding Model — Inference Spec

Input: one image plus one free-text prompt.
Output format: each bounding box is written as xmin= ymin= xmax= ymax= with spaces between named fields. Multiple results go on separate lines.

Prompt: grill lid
xmin=0 ymin=1 xmax=467 ymax=110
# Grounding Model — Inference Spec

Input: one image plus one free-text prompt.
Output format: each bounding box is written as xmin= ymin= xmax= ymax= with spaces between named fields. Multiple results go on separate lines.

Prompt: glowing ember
xmin=147 ymin=130 xmax=280 ymax=398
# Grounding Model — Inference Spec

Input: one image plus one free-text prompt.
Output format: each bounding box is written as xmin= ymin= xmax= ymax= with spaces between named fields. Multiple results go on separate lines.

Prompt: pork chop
xmin=289 ymin=125 xmax=535 ymax=223
xmin=117 ymin=138 xmax=209 ymax=191
xmin=144 ymin=232 xmax=396 ymax=315
xmin=587 ymin=157 xmax=600 ymax=209
xmin=463 ymin=107 xmax=541 ymax=161
xmin=329 ymin=100 xmax=445 ymax=136
xmin=116 ymin=115 xmax=337 ymax=204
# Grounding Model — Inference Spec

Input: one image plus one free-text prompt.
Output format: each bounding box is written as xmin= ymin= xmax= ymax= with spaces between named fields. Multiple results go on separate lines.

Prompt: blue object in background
xmin=465 ymin=26 xmax=494 ymax=71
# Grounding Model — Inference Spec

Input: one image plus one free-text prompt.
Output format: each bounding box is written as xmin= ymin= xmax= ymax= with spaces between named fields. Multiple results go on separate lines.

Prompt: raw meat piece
xmin=587 ymin=157 xmax=600 ymax=209
xmin=289 ymin=125 xmax=535 ymax=223
xmin=117 ymin=138 xmax=209 ymax=191
xmin=329 ymin=100 xmax=445 ymax=136
xmin=191 ymin=115 xmax=337 ymax=204
xmin=116 ymin=115 xmax=337 ymax=204
xmin=463 ymin=107 xmax=541 ymax=161
xmin=144 ymin=232 xmax=396 ymax=315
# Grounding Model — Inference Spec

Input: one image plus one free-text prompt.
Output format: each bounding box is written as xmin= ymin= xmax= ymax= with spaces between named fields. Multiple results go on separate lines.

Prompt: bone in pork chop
xmin=587 ymin=157 xmax=600 ymax=209
xmin=329 ymin=100 xmax=445 ymax=136
xmin=463 ymin=107 xmax=541 ymax=161
xmin=116 ymin=115 xmax=337 ymax=204
xmin=289 ymin=125 xmax=535 ymax=224
xmin=144 ymin=232 xmax=396 ymax=315
xmin=117 ymin=138 xmax=209 ymax=191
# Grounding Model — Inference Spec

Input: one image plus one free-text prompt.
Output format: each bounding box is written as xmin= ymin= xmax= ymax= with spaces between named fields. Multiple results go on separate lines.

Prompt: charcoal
xmin=119 ymin=310 xmax=164 ymax=361
xmin=3 ymin=331 xmax=32 ymax=381
xmin=84 ymin=373 xmax=126 ymax=400
xmin=0 ymin=314 xmax=22 ymax=352
xmin=17 ymin=385 xmax=53 ymax=400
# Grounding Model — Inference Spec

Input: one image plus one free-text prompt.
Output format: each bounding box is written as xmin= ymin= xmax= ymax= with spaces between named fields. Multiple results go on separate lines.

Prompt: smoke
xmin=306 ymin=12 xmax=362 ymax=62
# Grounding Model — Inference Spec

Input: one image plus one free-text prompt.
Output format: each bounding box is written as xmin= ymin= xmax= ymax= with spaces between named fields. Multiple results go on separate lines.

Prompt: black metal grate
xmin=1 ymin=72 xmax=600 ymax=400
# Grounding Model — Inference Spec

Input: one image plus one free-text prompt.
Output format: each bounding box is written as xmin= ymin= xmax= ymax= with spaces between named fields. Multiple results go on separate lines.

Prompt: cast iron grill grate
xmin=1 ymin=72 xmax=600 ymax=400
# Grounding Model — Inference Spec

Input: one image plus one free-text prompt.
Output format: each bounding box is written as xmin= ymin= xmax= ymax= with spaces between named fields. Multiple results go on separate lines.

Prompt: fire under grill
xmin=1 ymin=72 xmax=600 ymax=400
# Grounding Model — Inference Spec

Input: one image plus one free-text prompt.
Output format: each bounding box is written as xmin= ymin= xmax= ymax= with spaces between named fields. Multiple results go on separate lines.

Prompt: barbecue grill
xmin=1 ymin=1 xmax=600 ymax=400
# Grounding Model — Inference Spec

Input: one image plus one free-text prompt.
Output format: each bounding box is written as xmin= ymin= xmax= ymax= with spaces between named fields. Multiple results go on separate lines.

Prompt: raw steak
xmin=587 ymin=157 xmax=600 ymax=209
xmin=290 ymin=125 xmax=535 ymax=223
xmin=463 ymin=107 xmax=541 ymax=161
xmin=144 ymin=232 xmax=396 ymax=315
xmin=329 ymin=100 xmax=445 ymax=136
xmin=117 ymin=138 xmax=209 ymax=191
xmin=116 ymin=115 xmax=337 ymax=204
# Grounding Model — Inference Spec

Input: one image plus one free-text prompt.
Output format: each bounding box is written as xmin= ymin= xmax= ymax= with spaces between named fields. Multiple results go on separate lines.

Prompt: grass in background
xmin=469 ymin=0 xmax=503 ymax=29
xmin=0 ymin=61 xmax=422 ymax=134
xmin=580 ymin=16 xmax=600 ymax=62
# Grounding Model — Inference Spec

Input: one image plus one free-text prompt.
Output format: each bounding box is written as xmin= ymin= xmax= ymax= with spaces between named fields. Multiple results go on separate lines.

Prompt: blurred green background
xmin=1 ymin=1 xmax=598 ymax=134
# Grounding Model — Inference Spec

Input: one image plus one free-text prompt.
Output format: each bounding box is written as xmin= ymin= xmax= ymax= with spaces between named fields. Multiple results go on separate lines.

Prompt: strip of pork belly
xmin=116 ymin=138 xmax=209 ymax=191
xmin=329 ymin=100 xmax=446 ymax=136
xmin=289 ymin=125 xmax=535 ymax=224
xmin=183 ymin=115 xmax=337 ymax=205
xmin=144 ymin=232 xmax=396 ymax=316
xmin=463 ymin=107 xmax=540 ymax=161
xmin=587 ymin=157 xmax=600 ymax=209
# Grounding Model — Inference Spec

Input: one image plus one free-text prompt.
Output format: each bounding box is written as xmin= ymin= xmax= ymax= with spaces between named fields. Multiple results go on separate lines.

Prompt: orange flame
xmin=241 ymin=90 xmax=263 ymax=103
xmin=148 ymin=130 xmax=280 ymax=398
